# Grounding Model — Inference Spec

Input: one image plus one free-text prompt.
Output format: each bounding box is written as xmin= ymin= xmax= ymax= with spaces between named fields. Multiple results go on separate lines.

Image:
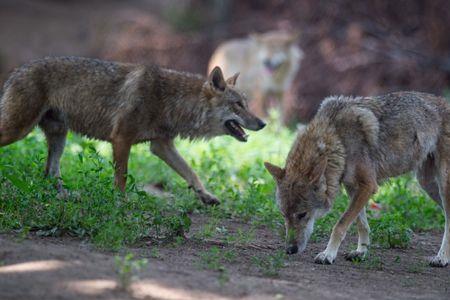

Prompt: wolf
xmin=208 ymin=30 xmax=303 ymax=117
xmin=265 ymin=91 xmax=450 ymax=267
xmin=0 ymin=56 xmax=266 ymax=205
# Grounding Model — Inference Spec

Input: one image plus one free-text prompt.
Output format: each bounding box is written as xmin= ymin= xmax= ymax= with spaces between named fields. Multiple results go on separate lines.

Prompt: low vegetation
xmin=114 ymin=253 xmax=148 ymax=290
xmin=0 ymin=114 xmax=445 ymax=254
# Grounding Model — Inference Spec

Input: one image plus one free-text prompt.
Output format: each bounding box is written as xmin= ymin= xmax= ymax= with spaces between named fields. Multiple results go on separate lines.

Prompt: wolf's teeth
xmin=233 ymin=123 xmax=242 ymax=133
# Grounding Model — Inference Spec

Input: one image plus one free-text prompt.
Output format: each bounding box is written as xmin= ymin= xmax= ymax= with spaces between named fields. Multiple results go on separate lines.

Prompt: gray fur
xmin=0 ymin=56 xmax=266 ymax=204
xmin=266 ymin=91 xmax=450 ymax=267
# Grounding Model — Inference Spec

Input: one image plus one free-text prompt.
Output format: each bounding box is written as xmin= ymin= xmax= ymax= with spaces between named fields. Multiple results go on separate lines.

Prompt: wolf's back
xmin=0 ymin=57 xmax=146 ymax=141
xmin=317 ymin=95 xmax=379 ymax=147
xmin=318 ymin=92 xmax=447 ymax=178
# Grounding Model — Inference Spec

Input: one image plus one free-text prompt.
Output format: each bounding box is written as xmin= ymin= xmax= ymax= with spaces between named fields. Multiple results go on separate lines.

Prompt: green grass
xmin=352 ymin=253 xmax=385 ymax=271
xmin=0 ymin=117 xmax=445 ymax=251
xmin=197 ymin=246 xmax=236 ymax=284
xmin=251 ymin=250 xmax=287 ymax=277
xmin=114 ymin=253 xmax=148 ymax=290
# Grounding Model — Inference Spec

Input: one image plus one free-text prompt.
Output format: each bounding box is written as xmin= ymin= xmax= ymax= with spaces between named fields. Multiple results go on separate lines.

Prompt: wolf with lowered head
xmin=265 ymin=91 xmax=450 ymax=267
xmin=0 ymin=56 xmax=266 ymax=205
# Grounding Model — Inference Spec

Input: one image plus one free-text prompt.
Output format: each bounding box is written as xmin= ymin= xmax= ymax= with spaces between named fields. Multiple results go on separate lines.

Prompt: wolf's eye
xmin=296 ymin=212 xmax=307 ymax=220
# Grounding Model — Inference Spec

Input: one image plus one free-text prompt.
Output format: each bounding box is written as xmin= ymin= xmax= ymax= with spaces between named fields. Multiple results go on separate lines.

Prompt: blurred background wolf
xmin=1 ymin=0 xmax=450 ymax=125
xmin=208 ymin=30 xmax=303 ymax=119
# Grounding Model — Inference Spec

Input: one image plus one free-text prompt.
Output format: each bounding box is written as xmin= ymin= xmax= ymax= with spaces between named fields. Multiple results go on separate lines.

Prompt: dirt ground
xmin=0 ymin=215 xmax=449 ymax=300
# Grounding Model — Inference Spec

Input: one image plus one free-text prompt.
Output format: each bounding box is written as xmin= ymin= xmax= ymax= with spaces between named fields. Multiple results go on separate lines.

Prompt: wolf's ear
xmin=208 ymin=66 xmax=226 ymax=92
xmin=226 ymin=72 xmax=240 ymax=86
xmin=308 ymin=158 xmax=327 ymax=185
xmin=264 ymin=162 xmax=285 ymax=181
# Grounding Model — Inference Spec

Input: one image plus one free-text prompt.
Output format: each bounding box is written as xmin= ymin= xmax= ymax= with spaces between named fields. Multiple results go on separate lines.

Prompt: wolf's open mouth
xmin=225 ymin=120 xmax=248 ymax=142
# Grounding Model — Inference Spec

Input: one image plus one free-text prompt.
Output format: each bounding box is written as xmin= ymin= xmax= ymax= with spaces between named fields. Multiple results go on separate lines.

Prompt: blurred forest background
xmin=1 ymin=0 xmax=449 ymax=123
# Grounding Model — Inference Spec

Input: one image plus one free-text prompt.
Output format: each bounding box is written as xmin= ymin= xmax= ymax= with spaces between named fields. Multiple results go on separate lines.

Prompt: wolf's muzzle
xmin=256 ymin=119 xmax=266 ymax=130
xmin=286 ymin=244 xmax=298 ymax=255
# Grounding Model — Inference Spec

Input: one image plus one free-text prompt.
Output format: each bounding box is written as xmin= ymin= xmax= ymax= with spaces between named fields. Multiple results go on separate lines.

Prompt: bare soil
xmin=0 ymin=214 xmax=449 ymax=300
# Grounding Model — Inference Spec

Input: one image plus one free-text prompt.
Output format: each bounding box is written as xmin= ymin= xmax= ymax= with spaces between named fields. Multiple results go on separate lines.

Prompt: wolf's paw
xmin=429 ymin=256 xmax=449 ymax=267
xmin=314 ymin=251 xmax=336 ymax=265
xmin=345 ymin=250 xmax=367 ymax=262
xmin=198 ymin=191 xmax=220 ymax=206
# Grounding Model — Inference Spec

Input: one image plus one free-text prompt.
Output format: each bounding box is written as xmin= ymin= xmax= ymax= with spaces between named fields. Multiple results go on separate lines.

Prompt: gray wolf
xmin=265 ymin=91 xmax=450 ymax=267
xmin=208 ymin=30 xmax=303 ymax=117
xmin=0 ymin=56 xmax=266 ymax=205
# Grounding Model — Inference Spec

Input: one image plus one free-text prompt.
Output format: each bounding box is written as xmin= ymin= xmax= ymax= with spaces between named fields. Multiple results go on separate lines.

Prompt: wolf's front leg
xmin=345 ymin=208 xmax=370 ymax=261
xmin=150 ymin=139 xmax=219 ymax=205
xmin=315 ymin=181 xmax=376 ymax=264
xmin=342 ymin=185 xmax=371 ymax=261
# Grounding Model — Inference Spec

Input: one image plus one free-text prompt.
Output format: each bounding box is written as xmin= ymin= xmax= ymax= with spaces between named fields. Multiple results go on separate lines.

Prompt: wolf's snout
xmin=286 ymin=244 xmax=298 ymax=255
xmin=256 ymin=119 xmax=266 ymax=130
xmin=263 ymin=59 xmax=282 ymax=72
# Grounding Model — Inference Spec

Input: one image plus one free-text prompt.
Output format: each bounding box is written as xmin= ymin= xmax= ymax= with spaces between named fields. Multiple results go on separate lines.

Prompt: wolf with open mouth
xmin=0 ymin=56 xmax=266 ymax=205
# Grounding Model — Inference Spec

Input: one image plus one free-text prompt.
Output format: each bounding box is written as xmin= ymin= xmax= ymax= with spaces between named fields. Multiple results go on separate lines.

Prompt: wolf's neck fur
xmin=286 ymin=117 xmax=346 ymax=202
xmin=158 ymin=68 xmax=215 ymax=139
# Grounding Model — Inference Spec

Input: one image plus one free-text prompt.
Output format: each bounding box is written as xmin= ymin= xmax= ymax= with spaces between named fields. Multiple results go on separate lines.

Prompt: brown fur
xmin=0 ymin=56 xmax=266 ymax=204
xmin=265 ymin=91 xmax=450 ymax=267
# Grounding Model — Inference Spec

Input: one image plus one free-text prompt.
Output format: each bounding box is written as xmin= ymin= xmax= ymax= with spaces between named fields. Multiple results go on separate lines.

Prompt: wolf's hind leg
xmin=39 ymin=110 xmax=68 ymax=194
xmin=431 ymin=159 xmax=450 ymax=267
xmin=150 ymin=139 xmax=219 ymax=205
xmin=417 ymin=155 xmax=442 ymax=208
xmin=0 ymin=86 xmax=47 ymax=146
